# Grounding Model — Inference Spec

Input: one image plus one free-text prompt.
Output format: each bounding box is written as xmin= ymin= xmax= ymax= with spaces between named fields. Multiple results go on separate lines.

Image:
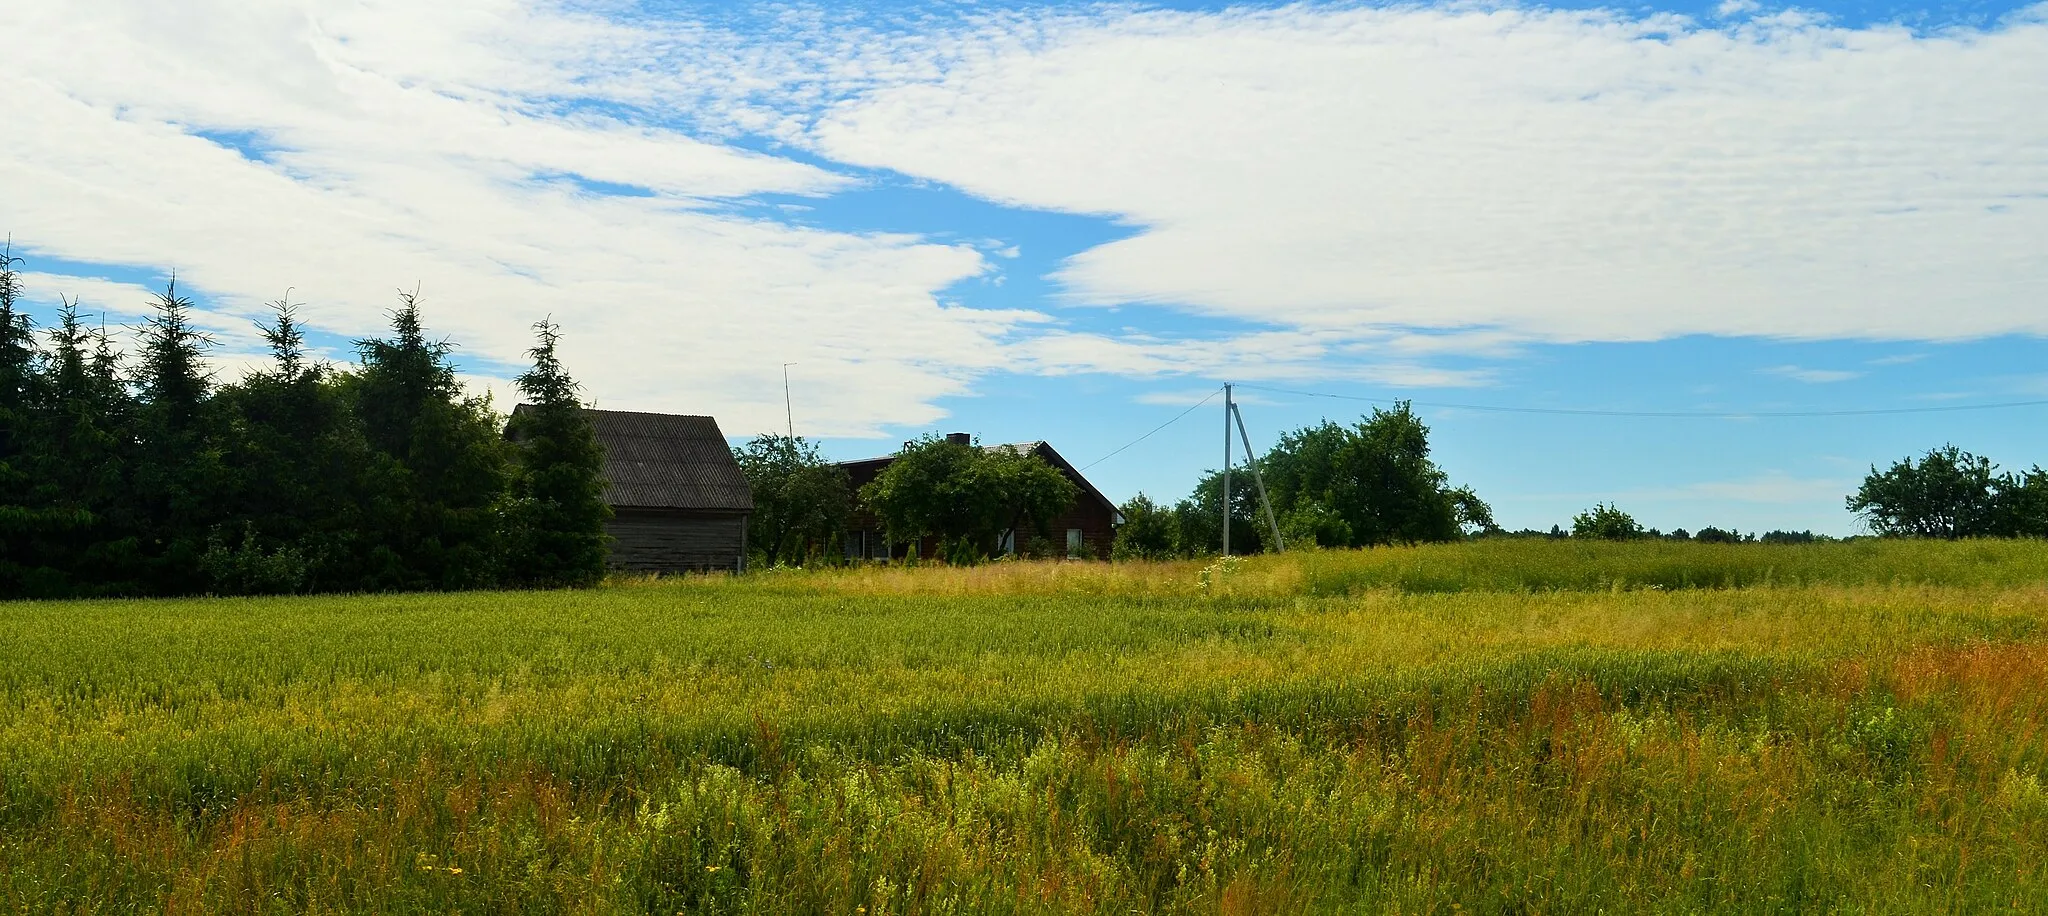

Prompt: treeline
xmin=0 ymin=251 xmax=609 ymax=599
xmin=1540 ymin=445 xmax=2048 ymax=544
xmin=1111 ymin=403 xmax=1494 ymax=560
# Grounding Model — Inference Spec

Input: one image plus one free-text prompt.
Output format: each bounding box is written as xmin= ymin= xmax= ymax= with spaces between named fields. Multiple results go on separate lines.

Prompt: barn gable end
xmin=511 ymin=406 xmax=754 ymax=573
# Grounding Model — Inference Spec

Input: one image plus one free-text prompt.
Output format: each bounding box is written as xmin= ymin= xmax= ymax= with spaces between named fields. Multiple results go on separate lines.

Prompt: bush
xmin=1572 ymin=503 xmax=1643 ymax=540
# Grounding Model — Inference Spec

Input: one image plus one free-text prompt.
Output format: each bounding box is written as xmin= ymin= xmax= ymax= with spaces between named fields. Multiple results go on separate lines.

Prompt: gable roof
xmin=512 ymin=406 xmax=753 ymax=512
xmin=837 ymin=438 xmax=1118 ymax=517
xmin=986 ymin=441 xmax=1119 ymax=517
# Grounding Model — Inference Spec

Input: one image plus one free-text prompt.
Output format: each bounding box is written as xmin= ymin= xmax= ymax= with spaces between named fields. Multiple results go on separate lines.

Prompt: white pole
xmin=782 ymin=362 xmax=796 ymax=440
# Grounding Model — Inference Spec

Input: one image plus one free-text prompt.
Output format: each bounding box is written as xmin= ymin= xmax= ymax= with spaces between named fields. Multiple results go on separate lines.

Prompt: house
xmin=512 ymin=406 xmax=753 ymax=573
xmin=837 ymin=433 xmax=1120 ymax=560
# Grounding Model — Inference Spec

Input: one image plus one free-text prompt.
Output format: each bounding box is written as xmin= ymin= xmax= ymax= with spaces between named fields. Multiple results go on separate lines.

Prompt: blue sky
xmin=4 ymin=0 xmax=2045 ymax=535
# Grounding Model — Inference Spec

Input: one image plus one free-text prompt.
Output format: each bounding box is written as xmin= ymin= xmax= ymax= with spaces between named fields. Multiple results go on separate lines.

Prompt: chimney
xmin=945 ymin=432 xmax=972 ymax=446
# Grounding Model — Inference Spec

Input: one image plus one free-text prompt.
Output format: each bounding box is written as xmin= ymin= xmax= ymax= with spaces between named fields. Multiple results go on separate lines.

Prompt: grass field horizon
xmin=5 ymin=540 xmax=2047 ymax=913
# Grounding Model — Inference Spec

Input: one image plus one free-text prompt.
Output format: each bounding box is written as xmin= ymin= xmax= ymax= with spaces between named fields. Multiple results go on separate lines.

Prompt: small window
xmin=999 ymin=529 xmax=1017 ymax=556
xmin=1066 ymin=528 xmax=1085 ymax=558
xmin=844 ymin=532 xmax=862 ymax=559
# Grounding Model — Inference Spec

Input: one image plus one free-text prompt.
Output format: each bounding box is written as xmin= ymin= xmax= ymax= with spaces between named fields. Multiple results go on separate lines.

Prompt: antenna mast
xmin=782 ymin=362 xmax=796 ymax=440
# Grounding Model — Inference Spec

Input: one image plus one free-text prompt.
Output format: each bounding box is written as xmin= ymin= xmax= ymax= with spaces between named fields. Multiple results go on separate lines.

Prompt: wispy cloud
xmin=1762 ymin=365 xmax=1864 ymax=384
xmin=1134 ymin=388 xmax=1244 ymax=407
xmin=1540 ymin=471 xmax=1855 ymax=506
xmin=809 ymin=3 xmax=2048 ymax=343
xmin=8 ymin=0 xmax=2047 ymax=439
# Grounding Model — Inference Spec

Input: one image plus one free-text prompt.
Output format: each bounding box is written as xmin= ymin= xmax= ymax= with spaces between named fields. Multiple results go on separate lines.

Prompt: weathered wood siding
xmin=606 ymin=509 xmax=747 ymax=573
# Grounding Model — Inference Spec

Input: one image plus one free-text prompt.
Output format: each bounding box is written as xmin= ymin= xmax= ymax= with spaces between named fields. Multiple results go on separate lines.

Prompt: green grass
xmin=4 ymin=541 xmax=2048 ymax=913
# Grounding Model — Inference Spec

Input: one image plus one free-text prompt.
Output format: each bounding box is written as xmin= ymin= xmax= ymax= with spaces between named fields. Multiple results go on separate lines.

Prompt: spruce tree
xmin=129 ymin=276 xmax=226 ymax=593
xmin=349 ymin=292 xmax=508 ymax=589
xmin=20 ymin=301 xmax=135 ymax=594
xmin=208 ymin=297 xmax=364 ymax=593
xmin=0 ymin=242 xmax=34 ymax=490
xmin=505 ymin=318 xmax=610 ymax=586
xmin=0 ymin=241 xmax=47 ymax=594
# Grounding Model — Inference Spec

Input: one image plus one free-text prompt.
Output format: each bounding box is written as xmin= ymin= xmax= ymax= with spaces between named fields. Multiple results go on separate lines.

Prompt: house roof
xmin=838 ymin=438 xmax=1118 ymax=517
xmin=512 ymin=406 xmax=753 ymax=512
xmin=990 ymin=441 xmax=1119 ymax=518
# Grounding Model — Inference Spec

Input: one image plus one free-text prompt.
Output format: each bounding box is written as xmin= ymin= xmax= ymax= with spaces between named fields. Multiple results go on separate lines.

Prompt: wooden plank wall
xmin=606 ymin=510 xmax=746 ymax=573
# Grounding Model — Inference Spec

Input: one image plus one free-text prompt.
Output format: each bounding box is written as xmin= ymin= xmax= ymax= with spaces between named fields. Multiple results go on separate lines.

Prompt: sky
xmin=3 ymin=0 xmax=2045 ymax=536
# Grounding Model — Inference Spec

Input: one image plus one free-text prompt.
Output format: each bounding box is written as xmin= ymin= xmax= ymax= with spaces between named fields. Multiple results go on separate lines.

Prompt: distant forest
xmin=0 ymin=250 xmax=610 ymax=599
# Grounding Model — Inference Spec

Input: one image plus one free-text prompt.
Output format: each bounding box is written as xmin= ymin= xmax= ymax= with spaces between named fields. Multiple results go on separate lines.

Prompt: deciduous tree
xmin=734 ymin=433 xmax=850 ymax=567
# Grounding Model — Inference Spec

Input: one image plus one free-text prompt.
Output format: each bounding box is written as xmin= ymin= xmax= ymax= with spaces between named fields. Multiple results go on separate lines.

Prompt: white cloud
xmin=1011 ymin=328 xmax=1498 ymax=387
xmin=1537 ymin=470 xmax=1854 ymax=506
xmin=809 ymin=4 xmax=2048 ymax=344
xmin=1761 ymin=364 xmax=1864 ymax=383
xmin=0 ymin=0 xmax=1021 ymax=437
xmin=1133 ymin=387 xmax=1269 ymax=407
xmin=1676 ymin=471 xmax=1855 ymax=504
xmin=10 ymin=0 xmax=2048 ymax=439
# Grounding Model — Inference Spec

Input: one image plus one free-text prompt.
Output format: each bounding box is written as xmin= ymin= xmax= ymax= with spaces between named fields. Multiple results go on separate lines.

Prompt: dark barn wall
xmin=606 ymin=508 xmax=748 ymax=573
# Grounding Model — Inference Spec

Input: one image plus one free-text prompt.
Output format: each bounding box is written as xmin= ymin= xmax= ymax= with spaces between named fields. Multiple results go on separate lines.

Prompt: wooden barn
xmin=837 ymin=434 xmax=1120 ymax=561
xmin=514 ymin=407 xmax=753 ymax=573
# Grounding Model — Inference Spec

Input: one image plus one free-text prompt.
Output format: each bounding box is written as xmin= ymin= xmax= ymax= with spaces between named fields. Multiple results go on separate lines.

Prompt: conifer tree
xmin=208 ymin=297 xmax=365 ymax=593
xmin=0 ymin=241 xmax=47 ymax=593
xmin=504 ymin=318 xmax=610 ymax=586
xmin=129 ymin=276 xmax=227 ymax=593
xmin=349 ymin=291 xmax=508 ymax=589
xmin=19 ymin=300 xmax=135 ymax=594
xmin=0 ymin=242 xmax=35 ymax=490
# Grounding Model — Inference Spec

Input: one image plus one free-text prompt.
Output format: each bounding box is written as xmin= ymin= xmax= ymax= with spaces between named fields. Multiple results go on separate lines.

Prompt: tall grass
xmin=3 ymin=540 xmax=2047 ymax=912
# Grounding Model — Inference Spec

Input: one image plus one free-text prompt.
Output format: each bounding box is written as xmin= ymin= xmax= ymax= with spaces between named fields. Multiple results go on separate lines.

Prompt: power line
xmin=1233 ymin=383 xmax=2048 ymax=419
xmin=1080 ymin=386 xmax=1223 ymax=471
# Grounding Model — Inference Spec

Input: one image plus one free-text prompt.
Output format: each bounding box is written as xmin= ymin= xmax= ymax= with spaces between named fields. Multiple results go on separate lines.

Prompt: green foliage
xmin=4 ymin=545 xmax=2048 ymax=911
xmin=1177 ymin=402 xmax=1491 ymax=558
xmin=1573 ymin=502 xmax=1644 ymax=540
xmin=1183 ymin=466 xmax=1269 ymax=554
xmin=505 ymin=319 xmax=611 ymax=588
xmin=128 ymin=278 xmax=230 ymax=593
xmin=859 ymin=434 xmax=1078 ymax=561
xmin=1849 ymin=445 xmax=2002 ymax=538
xmin=349 ymin=291 xmax=511 ymax=590
xmin=0 ymin=242 xmax=48 ymax=590
xmin=207 ymin=297 xmax=371 ymax=594
xmin=0 ymin=260 xmax=607 ymax=598
xmin=1993 ymin=466 xmax=2048 ymax=538
xmin=1110 ymin=493 xmax=1177 ymax=560
xmin=1843 ymin=445 xmax=2048 ymax=540
xmin=733 ymin=433 xmax=850 ymax=566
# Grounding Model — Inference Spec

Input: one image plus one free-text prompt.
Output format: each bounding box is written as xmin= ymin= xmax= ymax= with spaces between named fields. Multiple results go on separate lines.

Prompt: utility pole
xmin=1233 ymin=402 xmax=1285 ymax=552
xmin=782 ymin=362 xmax=796 ymax=440
xmin=1222 ymin=382 xmax=1233 ymax=556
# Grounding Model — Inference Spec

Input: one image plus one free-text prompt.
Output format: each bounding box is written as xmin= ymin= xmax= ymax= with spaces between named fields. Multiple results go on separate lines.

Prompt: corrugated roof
xmin=512 ymin=406 xmax=753 ymax=512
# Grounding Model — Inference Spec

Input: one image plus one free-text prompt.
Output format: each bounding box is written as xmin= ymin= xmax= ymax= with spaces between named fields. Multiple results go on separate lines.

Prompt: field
xmin=4 ymin=540 xmax=2048 ymax=913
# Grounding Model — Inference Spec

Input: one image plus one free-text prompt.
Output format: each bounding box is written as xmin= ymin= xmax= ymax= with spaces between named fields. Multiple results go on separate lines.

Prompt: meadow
xmin=3 ymin=540 xmax=2047 ymax=913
